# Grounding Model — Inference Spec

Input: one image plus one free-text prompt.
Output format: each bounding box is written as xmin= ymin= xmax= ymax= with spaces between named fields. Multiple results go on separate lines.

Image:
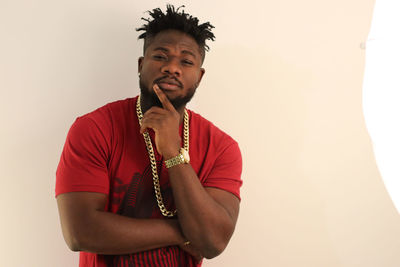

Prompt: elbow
xmin=203 ymin=222 xmax=236 ymax=259
xmin=60 ymin=223 xmax=91 ymax=252
xmin=194 ymin=223 xmax=235 ymax=259
xmin=59 ymin=212 xmax=101 ymax=253
xmin=200 ymin=229 xmax=233 ymax=259
xmin=59 ymin=214 xmax=98 ymax=252
xmin=202 ymin=241 xmax=227 ymax=259
xmin=66 ymin=240 xmax=81 ymax=252
xmin=63 ymin=230 xmax=84 ymax=252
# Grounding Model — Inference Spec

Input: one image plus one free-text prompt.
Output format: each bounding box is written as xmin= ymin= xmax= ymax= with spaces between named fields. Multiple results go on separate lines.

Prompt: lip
xmin=157 ymin=82 xmax=181 ymax=91
xmin=155 ymin=77 xmax=183 ymax=91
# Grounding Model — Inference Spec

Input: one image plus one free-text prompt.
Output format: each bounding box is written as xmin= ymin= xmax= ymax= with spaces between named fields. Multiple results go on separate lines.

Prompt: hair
xmin=136 ymin=4 xmax=215 ymax=61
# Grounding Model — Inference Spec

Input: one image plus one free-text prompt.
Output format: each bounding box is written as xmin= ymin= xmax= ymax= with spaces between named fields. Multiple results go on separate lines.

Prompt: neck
xmin=176 ymin=107 xmax=186 ymax=123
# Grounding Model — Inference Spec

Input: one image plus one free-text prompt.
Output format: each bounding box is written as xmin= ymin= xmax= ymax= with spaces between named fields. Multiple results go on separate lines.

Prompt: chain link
xmin=136 ymin=95 xmax=189 ymax=217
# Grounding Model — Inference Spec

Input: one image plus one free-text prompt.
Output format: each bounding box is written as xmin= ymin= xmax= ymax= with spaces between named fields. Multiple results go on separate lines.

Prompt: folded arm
xmin=168 ymin=165 xmax=240 ymax=259
xmin=56 ymin=192 xmax=186 ymax=255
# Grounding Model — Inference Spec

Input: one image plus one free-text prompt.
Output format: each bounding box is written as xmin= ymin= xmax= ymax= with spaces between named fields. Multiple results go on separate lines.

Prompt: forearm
xmin=57 ymin=194 xmax=185 ymax=255
xmin=168 ymin=164 xmax=235 ymax=258
xmin=77 ymin=213 xmax=184 ymax=254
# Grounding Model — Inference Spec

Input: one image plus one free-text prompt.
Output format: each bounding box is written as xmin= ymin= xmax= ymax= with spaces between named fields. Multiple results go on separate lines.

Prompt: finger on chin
xmin=153 ymin=84 xmax=174 ymax=111
xmin=153 ymin=84 xmax=164 ymax=100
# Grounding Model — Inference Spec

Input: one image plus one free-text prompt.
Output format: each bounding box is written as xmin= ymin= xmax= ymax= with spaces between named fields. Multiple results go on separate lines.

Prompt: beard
xmin=139 ymin=78 xmax=197 ymax=111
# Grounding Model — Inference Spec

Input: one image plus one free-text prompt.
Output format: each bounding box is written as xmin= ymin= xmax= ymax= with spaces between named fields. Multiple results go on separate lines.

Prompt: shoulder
xmin=74 ymin=97 xmax=137 ymax=129
xmin=79 ymin=97 xmax=136 ymax=122
xmin=188 ymin=109 xmax=240 ymax=154
xmin=67 ymin=97 xmax=137 ymax=143
xmin=189 ymin=110 xmax=238 ymax=143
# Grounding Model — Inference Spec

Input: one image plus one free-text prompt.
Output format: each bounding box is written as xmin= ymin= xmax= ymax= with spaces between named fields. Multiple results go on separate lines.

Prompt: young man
xmin=56 ymin=5 xmax=243 ymax=267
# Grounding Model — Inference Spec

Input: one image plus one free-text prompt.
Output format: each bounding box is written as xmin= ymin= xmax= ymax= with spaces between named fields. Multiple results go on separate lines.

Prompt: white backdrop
xmin=363 ymin=0 xmax=400 ymax=213
xmin=1 ymin=1 xmax=400 ymax=266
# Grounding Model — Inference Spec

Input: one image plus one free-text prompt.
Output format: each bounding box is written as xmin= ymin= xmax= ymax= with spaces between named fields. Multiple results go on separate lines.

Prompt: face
xmin=138 ymin=29 xmax=205 ymax=110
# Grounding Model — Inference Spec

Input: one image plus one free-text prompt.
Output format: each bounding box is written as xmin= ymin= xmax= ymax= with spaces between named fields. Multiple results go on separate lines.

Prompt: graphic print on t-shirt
xmin=117 ymin=160 xmax=174 ymax=219
xmin=105 ymin=161 xmax=178 ymax=267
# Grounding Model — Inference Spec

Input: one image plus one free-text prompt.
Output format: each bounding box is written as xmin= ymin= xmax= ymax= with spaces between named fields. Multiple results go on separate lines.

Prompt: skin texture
xmin=56 ymin=29 xmax=240 ymax=261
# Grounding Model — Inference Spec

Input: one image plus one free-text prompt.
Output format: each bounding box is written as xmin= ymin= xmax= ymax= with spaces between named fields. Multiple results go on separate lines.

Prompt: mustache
xmin=154 ymin=75 xmax=183 ymax=88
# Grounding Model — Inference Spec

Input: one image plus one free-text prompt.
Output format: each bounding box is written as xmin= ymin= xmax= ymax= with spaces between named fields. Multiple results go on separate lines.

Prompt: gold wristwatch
xmin=164 ymin=148 xmax=190 ymax=168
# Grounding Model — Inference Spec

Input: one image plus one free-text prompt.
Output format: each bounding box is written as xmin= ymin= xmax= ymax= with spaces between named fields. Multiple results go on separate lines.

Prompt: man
xmin=56 ymin=5 xmax=243 ymax=267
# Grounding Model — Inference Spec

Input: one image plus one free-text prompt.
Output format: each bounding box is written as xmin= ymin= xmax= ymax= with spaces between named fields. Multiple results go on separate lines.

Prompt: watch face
xmin=180 ymin=148 xmax=190 ymax=163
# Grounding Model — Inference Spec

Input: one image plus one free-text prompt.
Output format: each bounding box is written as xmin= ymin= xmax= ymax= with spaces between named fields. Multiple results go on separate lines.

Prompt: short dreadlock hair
xmin=136 ymin=4 xmax=215 ymax=62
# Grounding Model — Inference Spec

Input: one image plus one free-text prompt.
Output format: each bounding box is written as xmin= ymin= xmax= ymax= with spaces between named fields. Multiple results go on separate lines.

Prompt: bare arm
xmin=56 ymin=192 xmax=186 ymax=255
xmin=140 ymin=85 xmax=240 ymax=259
xmin=169 ymin=166 xmax=240 ymax=259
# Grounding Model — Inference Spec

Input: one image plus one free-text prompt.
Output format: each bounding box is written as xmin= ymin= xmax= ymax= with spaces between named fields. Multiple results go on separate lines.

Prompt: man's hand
xmin=140 ymin=84 xmax=182 ymax=159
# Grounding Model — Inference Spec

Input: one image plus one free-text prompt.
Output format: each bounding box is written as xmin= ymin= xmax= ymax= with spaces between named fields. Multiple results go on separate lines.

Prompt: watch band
xmin=165 ymin=154 xmax=185 ymax=168
xmin=165 ymin=148 xmax=190 ymax=168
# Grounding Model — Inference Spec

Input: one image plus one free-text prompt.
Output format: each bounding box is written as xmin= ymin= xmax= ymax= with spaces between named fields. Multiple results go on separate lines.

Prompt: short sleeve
xmin=203 ymin=141 xmax=243 ymax=200
xmin=55 ymin=116 xmax=110 ymax=197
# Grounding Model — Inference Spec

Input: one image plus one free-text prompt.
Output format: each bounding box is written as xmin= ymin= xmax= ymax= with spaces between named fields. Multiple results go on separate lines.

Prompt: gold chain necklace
xmin=136 ymin=95 xmax=189 ymax=217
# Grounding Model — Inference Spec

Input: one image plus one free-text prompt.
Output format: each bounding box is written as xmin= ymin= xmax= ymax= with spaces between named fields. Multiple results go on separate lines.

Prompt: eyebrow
xmin=153 ymin=47 xmax=197 ymax=59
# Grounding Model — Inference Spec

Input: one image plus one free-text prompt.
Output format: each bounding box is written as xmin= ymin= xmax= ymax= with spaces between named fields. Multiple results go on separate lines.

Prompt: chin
xmin=140 ymin=80 xmax=196 ymax=110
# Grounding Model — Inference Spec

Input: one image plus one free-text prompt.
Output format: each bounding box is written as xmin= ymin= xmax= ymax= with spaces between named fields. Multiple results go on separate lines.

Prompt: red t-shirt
xmin=56 ymin=96 xmax=242 ymax=267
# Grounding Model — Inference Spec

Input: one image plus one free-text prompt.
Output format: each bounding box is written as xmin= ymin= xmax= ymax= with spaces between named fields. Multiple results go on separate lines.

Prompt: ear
xmin=197 ymin=68 xmax=205 ymax=84
xmin=138 ymin=57 xmax=144 ymax=73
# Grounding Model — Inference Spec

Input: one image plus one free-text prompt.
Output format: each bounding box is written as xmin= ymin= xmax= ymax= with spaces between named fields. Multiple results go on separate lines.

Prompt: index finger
xmin=153 ymin=84 xmax=175 ymax=111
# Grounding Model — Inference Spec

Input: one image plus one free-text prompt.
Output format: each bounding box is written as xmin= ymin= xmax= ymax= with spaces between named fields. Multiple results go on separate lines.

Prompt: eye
xmin=182 ymin=59 xmax=194 ymax=66
xmin=153 ymin=54 xmax=167 ymax=60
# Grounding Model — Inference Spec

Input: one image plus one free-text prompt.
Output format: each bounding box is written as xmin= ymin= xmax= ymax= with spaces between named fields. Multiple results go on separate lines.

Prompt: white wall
xmin=363 ymin=0 xmax=400 ymax=214
xmin=1 ymin=0 xmax=399 ymax=266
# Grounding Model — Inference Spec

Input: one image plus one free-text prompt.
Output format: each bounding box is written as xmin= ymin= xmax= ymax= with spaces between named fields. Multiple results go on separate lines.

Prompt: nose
xmin=160 ymin=58 xmax=182 ymax=77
